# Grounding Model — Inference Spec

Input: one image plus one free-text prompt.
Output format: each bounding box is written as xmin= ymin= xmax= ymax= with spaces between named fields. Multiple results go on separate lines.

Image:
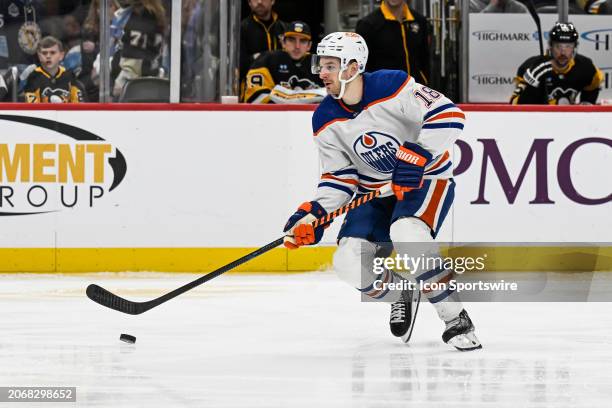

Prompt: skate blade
xmin=400 ymin=290 xmax=421 ymax=343
xmin=447 ymin=331 xmax=482 ymax=351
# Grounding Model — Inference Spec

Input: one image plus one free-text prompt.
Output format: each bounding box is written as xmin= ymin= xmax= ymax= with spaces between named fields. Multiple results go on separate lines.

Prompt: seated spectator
xmin=356 ymin=0 xmax=430 ymax=84
xmin=23 ymin=36 xmax=83 ymax=103
xmin=240 ymin=0 xmax=287 ymax=88
xmin=242 ymin=21 xmax=325 ymax=104
xmin=482 ymin=0 xmax=529 ymax=13
xmin=61 ymin=14 xmax=82 ymax=50
xmin=112 ymin=0 xmax=167 ymax=98
xmin=511 ymin=22 xmax=603 ymax=104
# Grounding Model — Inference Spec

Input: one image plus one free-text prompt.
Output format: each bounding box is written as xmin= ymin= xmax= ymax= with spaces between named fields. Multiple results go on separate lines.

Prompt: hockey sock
xmin=413 ymin=266 xmax=463 ymax=322
xmin=359 ymin=268 xmax=404 ymax=302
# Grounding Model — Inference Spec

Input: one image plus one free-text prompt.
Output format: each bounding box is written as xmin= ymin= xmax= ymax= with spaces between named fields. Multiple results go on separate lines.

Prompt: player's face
xmin=317 ymin=57 xmax=360 ymax=95
xmin=37 ymin=45 xmax=64 ymax=73
xmin=318 ymin=57 xmax=342 ymax=94
xmin=283 ymin=36 xmax=311 ymax=60
xmin=248 ymin=0 xmax=274 ymax=19
xmin=550 ymin=42 xmax=575 ymax=68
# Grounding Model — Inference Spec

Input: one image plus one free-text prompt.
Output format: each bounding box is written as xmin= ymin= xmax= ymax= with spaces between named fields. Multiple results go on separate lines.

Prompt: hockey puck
xmin=119 ymin=333 xmax=136 ymax=344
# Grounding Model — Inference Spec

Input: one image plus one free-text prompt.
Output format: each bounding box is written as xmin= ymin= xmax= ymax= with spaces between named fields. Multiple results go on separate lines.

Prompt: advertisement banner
xmin=0 ymin=108 xmax=610 ymax=271
xmin=469 ymin=14 xmax=612 ymax=103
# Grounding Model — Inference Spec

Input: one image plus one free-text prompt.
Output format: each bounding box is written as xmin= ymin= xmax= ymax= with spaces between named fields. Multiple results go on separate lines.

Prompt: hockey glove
xmin=392 ymin=141 xmax=433 ymax=200
xmin=523 ymin=60 xmax=553 ymax=88
xmin=283 ymin=201 xmax=328 ymax=249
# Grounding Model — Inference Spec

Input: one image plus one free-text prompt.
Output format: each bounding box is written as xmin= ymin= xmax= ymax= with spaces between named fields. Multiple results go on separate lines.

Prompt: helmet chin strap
xmin=332 ymin=67 xmax=360 ymax=100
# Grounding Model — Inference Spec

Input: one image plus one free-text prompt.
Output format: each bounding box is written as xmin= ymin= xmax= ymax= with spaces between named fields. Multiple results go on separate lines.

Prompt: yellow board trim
xmin=0 ymin=246 xmax=611 ymax=273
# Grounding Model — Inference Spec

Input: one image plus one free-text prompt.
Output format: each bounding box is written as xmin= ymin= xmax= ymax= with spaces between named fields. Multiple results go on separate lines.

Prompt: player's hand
xmin=283 ymin=201 xmax=328 ymax=249
xmin=391 ymin=141 xmax=432 ymax=200
xmin=523 ymin=61 xmax=553 ymax=88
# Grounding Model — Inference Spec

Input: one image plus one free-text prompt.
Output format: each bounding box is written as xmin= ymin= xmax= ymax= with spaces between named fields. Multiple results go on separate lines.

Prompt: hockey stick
xmin=520 ymin=0 xmax=544 ymax=56
xmin=86 ymin=184 xmax=392 ymax=315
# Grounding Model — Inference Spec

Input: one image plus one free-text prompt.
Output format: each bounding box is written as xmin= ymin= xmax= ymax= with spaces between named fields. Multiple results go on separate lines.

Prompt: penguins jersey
xmin=312 ymin=70 xmax=464 ymax=213
xmin=243 ymin=50 xmax=324 ymax=103
xmin=511 ymin=54 xmax=603 ymax=105
xmin=23 ymin=66 xmax=83 ymax=103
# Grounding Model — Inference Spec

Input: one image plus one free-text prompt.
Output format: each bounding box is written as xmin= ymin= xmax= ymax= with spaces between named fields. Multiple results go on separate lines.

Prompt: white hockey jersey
xmin=311 ymin=70 xmax=465 ymax=213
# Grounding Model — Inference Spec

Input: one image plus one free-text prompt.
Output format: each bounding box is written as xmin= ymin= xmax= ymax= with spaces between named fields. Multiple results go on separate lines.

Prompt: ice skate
xmin=389 ymin=285 xmax=421 ymax=343
xmin=442 ymin=309 xmax=482 ymax=351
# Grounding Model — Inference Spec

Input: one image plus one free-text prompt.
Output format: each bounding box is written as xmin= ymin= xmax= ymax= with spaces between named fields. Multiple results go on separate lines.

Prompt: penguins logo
xmin=281 ymin=75 xmax=319 ymax=90
xmin=41 ymin=87 xmax=71 ymax=103
xmin=548 ymin=87 xmax=579 ymax=105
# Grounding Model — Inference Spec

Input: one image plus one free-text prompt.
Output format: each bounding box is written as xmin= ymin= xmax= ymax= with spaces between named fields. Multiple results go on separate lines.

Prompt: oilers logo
xmin=353 ymin=132 xmax=400 ymax=173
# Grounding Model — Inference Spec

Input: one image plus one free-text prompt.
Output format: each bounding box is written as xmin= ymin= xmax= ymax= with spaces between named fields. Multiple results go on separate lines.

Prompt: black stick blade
xmin=86 ymin=284 xmax=144 ymax=315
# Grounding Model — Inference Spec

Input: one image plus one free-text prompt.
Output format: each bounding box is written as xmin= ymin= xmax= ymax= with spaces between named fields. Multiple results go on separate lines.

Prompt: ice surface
xmin=1 ymin=272 xmax=611 ymax=407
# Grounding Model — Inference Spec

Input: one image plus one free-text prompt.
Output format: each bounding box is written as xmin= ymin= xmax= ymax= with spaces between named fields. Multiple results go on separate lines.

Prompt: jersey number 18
xmin=414 ymin=86 xmax=441 ymax=108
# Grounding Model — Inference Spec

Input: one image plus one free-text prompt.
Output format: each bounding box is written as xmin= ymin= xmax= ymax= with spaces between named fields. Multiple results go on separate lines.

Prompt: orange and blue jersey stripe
xmin=422 ymin=103 xmax=465 ymax=130
xmin=319 ymin=169 xmax=359 ymax=196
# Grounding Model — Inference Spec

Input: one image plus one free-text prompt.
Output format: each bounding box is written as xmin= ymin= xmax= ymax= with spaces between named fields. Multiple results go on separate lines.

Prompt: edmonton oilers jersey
xmin=311 ymin=70 xmax=465 ymax=213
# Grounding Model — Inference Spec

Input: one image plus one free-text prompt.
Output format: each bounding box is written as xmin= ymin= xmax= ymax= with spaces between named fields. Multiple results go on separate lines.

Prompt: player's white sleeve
xmin=400 ymin=83 xmax=465 ymax=157
xmin=312 ymin=136 xmax=357 ymax=212
xmin=417 ymin=96 xmax=465 ymax=156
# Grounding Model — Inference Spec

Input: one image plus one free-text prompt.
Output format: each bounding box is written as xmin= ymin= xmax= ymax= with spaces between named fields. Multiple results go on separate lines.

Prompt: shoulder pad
xmin=361 ymin=70 xmax=410 ymax=106
xmin=312 ymin=96 xmax=352 ymax=136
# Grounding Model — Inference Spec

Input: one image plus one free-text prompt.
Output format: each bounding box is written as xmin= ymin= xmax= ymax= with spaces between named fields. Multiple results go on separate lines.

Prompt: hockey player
xmin=243 ymin=21 xmax=325 ymax=104
xmin=23 ymin=36 xmax=83 ymax=103
xmin=282 ymin=32 xmax=481 ymax=351
xmin=511 ymin=22 xmax=603 ymax=105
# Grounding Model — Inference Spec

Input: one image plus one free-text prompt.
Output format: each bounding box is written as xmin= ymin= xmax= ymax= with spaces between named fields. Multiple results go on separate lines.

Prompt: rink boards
xmin=0 ymin=104 xmax=610 ymax=272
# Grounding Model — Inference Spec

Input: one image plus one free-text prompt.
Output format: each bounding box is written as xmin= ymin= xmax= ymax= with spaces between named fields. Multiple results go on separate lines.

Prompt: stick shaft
xmin=87 ymin=184 xmax=390 ymax=314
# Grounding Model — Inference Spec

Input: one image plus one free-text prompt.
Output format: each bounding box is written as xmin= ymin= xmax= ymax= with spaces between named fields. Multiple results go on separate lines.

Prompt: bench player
xmin=243 ymin=21 xmax=325 ymax=104
xmin=511 ymin=22 xmax=603 ymax=105
xmin=282 ymin=32 xmax=481 ymax=351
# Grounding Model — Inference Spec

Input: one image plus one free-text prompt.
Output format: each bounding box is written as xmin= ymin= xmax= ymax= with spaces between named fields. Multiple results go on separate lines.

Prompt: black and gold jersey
xmin=119 ymin=8 xmax=164 ymax=73
xmin=243 ymin=50 xmax=324 ymax=103
xmin=511 ymin=54 xmax=603 ymax=105
xmin=23 ymin=66 xmax=83 ymax=103
xmin=239 ymin=12 xmax=287 ymax=81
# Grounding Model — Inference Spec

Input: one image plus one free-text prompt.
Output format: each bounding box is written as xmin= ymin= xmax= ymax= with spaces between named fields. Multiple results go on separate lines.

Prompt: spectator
xmin=243 ymin=21 xmax=324 ymax=104
xmin=240 ymin=0 xmax=287 ymax=85
xmin=77 ymin=0 xmax=103 ymax=101
xmin=112 ymin=0 xmax=167 ymax=98
xmin=23 ymin=36 xmax=83 ymax=103
xmin=482 ymin=0 xmax=529 ymax=12
xmin=356 ymin=0 xmax=430 ymax=84
xmin=61 ymin=14 xmax=82 ymax=50
xmin=511 ymin=22 xmax=603 ymax=105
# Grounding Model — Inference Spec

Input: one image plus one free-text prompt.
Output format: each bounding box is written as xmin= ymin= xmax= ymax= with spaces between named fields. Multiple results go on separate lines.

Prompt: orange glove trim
xmin=396 ymin=146 xmax=428 ymax=167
